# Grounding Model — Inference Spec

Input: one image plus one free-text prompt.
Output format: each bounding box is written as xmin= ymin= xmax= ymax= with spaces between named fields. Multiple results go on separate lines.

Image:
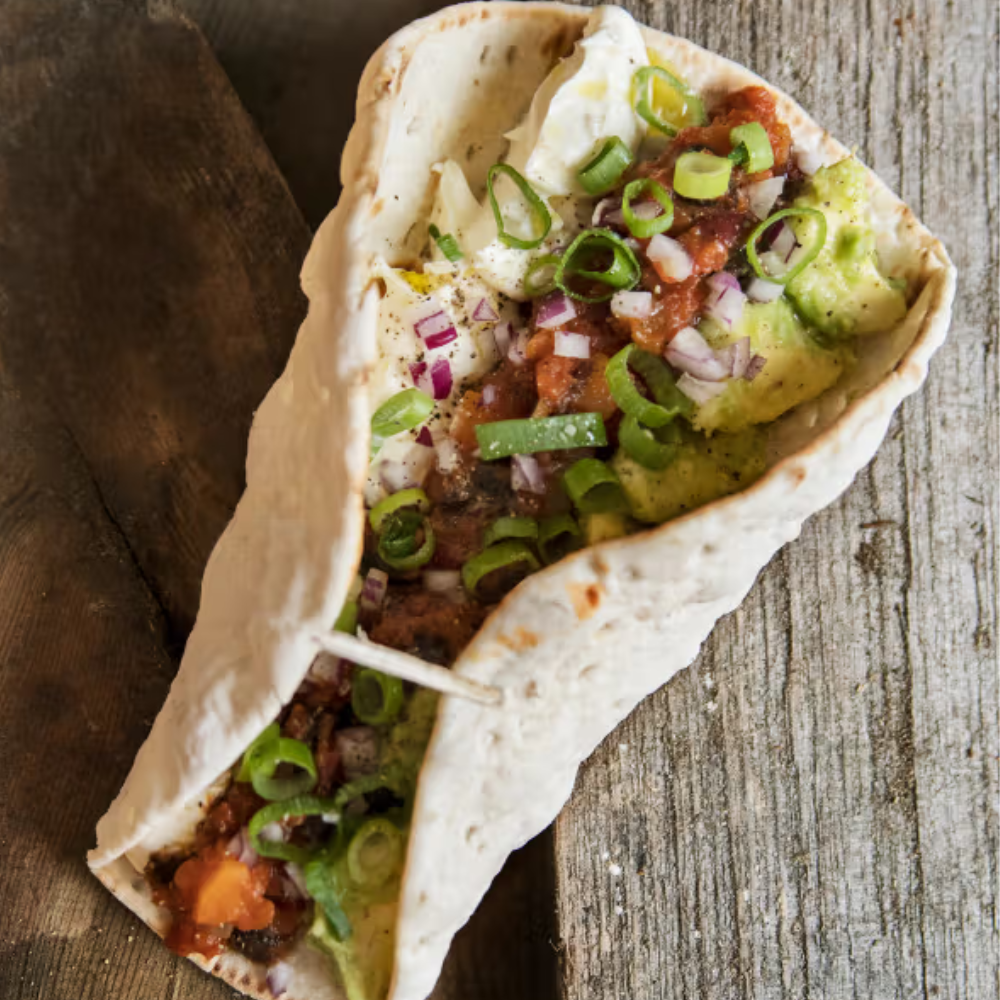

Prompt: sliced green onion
xmin=428 ymin=223 xmax=463 ymax=263
xmin=483 ymin=516 xmax=539 ymax=549
xmin=237 ymin=722 xmax=280 ymax=782
xmin=369 ymin=488 xmax=430 ymax=533
xmin=346 ymin=818 xmax=404 ymax=889
xmin=555 ymin=229 xmax=641 ymax=303
xmin=729 ymin=122 xmax=774 ymax=174
xmin=563 ymin=458 xmax=628 ymax=515
xmin=673 ymin=150 xmax=733 ymax=200
xmin=462 ymin=540 xmax=540 ymax=596
xmin=248 ymin=795 xmax=339 ymax=864
xmin=632 ymin=65 xmax=707 ymax=137
xmin=334 ymin=599 xmax=358 ymax=634
xmin=524 ymin=254 xmax=560 ymax=298
xmin=333 ymin=773 xmax=396 ymax=813
xmin=578 ymin=137 xmax=633 ymax=196
xmin=619 ymin=414 xmax=683 ymax=470
xmin=247 ymin=737 xmax=318 ymax=802
xmin=606 ymin=345 xmax=690 ymax=428
xmin=352 ymin=668 xmax=404 ymax=726
xmin=476 ymin=413 xmax=607 ymax=461
xmin=370 ymin=389 xmax=434 ymax=457
xmin=621 ymin=178 xmax=674 ymax=239
xmin=746 ymin=207 xmax=828 ymax=285
xmin=487 ymin=164 xmax=552 ymax=250
xmin=304 ymin=856 xmax=352 ymax=941
xmin=377 ymin=509 xmax=436 ymax=571
xmin=537 ymin=514 xmax=582 ymax=565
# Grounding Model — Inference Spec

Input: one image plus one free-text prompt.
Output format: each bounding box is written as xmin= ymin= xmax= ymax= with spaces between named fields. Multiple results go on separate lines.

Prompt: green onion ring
xmin=632 ymin=65 xmax=707 ymax=137
xmin=619 ymin=414 xmax=683 ymax=470
xmin=304 ymin=857 xmax=353 ymax=941
xmin=563 ymin=458 xmax=629 ymax=515
xmin=428 ymin=223 xmax=463 ymax=263
xmin=376 ymin=510 xmax=436 ymax=572
xmin=555 ymin=229 xmax=641 ymax=304
xmin=578 ymin=136 xmax=633 ymax=196
xmin=236 ymin=722 xmax=280 ymax=782
xmin=487 ymin=164 xmax=552 ymax=250
xmin=475 ymin=413 xmax=607 ymax=461
xmin=352 ymin=668 xmax=405 ymax=726
xmin=248 ymin=795 xmax=340 ymax=864
xmin=523 ymin=254 xmax=561 ymax=298
xmin=247 ymin=737 xmax=319 ymax=802
xmin=333 ymin=599 xmax=358 ymax=635
xmin=346 ymin=818 xmax=404 ymax=889
xmin=621 ymin=178 xmax=675 ymax=239
xmin=673 ymin=150 xmax=734 ymax=200
xmin=746 ymin=207 xmax=828 ymax=285
xmin=537 ymin=513 xmax=583 ymax=565
xmin=462 ymin=540 xmax=540 ymax=596
xmin=370 ymin=389 xmax=434 ymax=457
xmin=729 ymin=122 xmax=774 ymax=174
xmin=483 ymin=516 xmax=539 ymax=550
xmin=333 ymin=773 xmax=397 ymax=813
xmin=369 ymin=488 xmax=430 ymax=533
xmin=606 ymin=345 xmax=689 ymax=428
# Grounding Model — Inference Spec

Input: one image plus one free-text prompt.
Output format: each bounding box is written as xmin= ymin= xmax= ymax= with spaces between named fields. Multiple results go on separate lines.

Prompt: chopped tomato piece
xmin=628 ymin=277 xmax=705 ymax=354
xmin=174 ymin=857 xmax=275 ymax=932
xmin=536 ymin=354 xmax=579 ymax=408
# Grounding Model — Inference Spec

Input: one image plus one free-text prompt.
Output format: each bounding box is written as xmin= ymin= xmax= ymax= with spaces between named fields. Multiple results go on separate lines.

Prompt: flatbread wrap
xmin=88 ymin=5 xmax=956 ymax=1000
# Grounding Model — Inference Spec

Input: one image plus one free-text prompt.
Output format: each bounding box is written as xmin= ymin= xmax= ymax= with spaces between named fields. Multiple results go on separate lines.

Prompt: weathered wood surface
xmin=552 ymin=2 xmax=999 ymax=1000
xmin=0 ymin=3 xmax=306 ymax=998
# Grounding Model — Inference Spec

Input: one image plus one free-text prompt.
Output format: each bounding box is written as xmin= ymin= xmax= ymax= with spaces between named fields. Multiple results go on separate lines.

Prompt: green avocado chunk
xmin=693 ymin=298 xmax=853 ymax=435
xmin=785 ymin=157 xmax=907 ymax=337
xmin=612 ymin=428 xmax=766 ymax=524
xmin=307 ymin=689 xmax=439 ymax=1000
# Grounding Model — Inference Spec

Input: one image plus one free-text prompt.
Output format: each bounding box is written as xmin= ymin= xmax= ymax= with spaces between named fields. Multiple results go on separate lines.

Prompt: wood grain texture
xmin=554 ymin=3 xmax=999 ymax=1000
xmin=0 ymin=2 xmax=308 ymax=998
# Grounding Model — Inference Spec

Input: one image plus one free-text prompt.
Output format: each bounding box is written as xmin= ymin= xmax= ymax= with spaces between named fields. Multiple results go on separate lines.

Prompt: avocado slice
xmin=785 ymin=157 xmax=907 ymax=337
xmin=693 ymin=298 xmax=852 ymax=435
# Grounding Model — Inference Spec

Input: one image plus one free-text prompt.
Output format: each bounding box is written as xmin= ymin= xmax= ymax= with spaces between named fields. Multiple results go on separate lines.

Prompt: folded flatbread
xmin=89 ymin=5 xmax=955 ymax=1000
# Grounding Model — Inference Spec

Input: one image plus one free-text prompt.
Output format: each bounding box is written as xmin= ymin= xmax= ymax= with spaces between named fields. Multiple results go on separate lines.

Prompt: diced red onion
xmin=677 ymin=372 xmax=729 ymax=403
xmin=610 ymin=290 xmax=653 ymax=320
xmin=482 ymin=383 xmax=498 ymax=406
xmin=592 ymin=197 xmax=621 ymax=227
xmin=664 ymin=326 xmax=732 ymax=381
xmin=745 ymin=354 xmax=767 ymax=381
xmin=646 ymin=233 xmax=693 ymax=282
xmin=414 ymin=310 xmax=458 ymax=350
xmin=415 ymin=426 xmax=433 ymax=447
xmin=266 ymin=962 xmax=293 ymax=998
xmin=747 ymin=277 xmax=784 ymax=303
xmin=260 ymin=822 xmax=286 ymax=844
xmin=624 ymin=236 xmax=641 ymax=253
xmin=410 ymin=358 xmax=453 ymax=400
xmin=423 ymin=569 xmax=461 ymax=593
xmin=335 ymin=726 xmax=381 ymax=780
xmin=226 ymin=829 xmax=259 ymax=868
xmin=554 ymin=331 xmax=591 ymax=359
xmin=704 ymin=272 xmax=747 ymax=329
xmin=631 ymin=201 xmax=663 ymax=221
xmin=508 ymin=328 xmax=530 ymax=366
xmin=770 ymin=221 xmax=799 ymax=262
xmin=472 ymin=298 xmax=499 ymax=323
xmin=727 ymin=337 xmax=752 ymax=380
xmin=492 ymin=320 xmax=513 ymax=357
xmin=283 ymin=863 xmax=309 ymax=901
xmin=511 ymin=454 xmax=545 ymax=494
xmin=747 ymin=177 xmax=785 ymax=220
xmin=435 ymin=435 xmax=461 ymax=474
xmin=536 ymin=292 xmax=577 ymax=330
xmin=360 ymin=568 xmax=388 ymax=610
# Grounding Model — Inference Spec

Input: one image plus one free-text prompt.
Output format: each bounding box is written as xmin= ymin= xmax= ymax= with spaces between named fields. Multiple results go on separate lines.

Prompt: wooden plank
xmin=0 ymin=2 xmax=308 ymax=998
xmin=554 ymin=3 xmax=998 ymax=1000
